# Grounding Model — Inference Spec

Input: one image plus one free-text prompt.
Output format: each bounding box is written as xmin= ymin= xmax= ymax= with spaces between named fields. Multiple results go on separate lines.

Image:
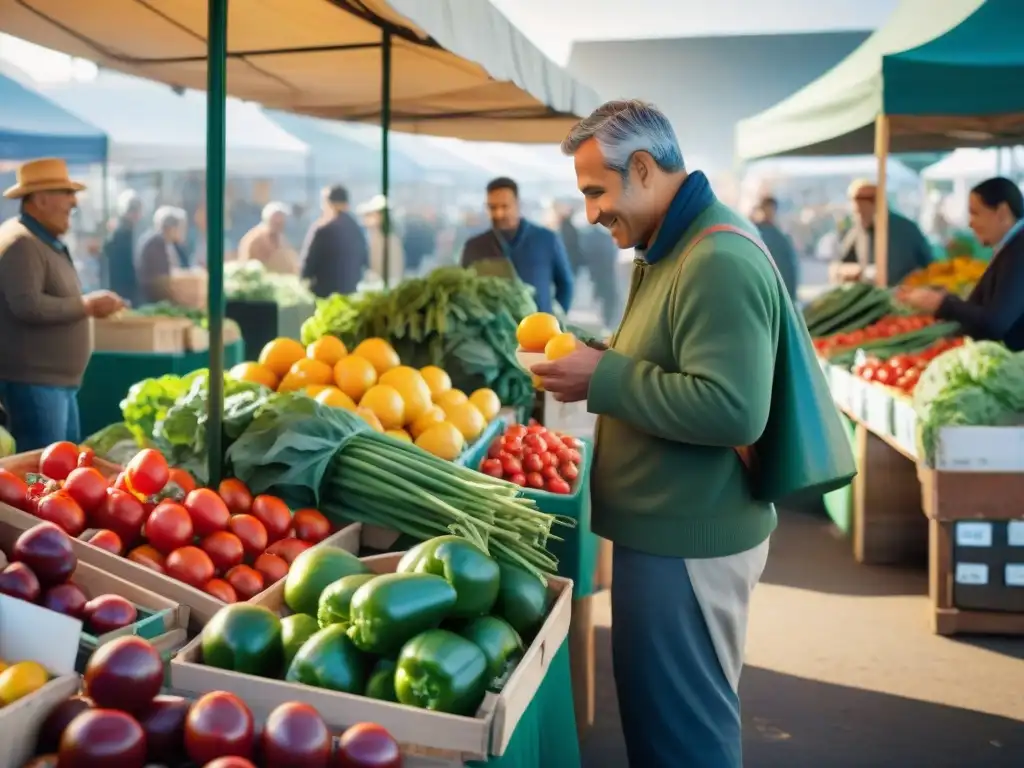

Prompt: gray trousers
xmin=611 ymin=539 xmax=770 ymax=767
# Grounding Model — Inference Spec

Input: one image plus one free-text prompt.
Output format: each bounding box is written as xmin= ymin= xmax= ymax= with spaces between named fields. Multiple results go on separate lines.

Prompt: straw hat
xmin=3 ymin=158 xmax=86 ymax=199
xmin=357 ymin=194 xmax=389 ymax=215
xmin=847 ymin=178 xmax=877 ymax=201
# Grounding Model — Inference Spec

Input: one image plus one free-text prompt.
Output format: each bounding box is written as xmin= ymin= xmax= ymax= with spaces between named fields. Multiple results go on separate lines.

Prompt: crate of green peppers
xmin=169 ymin=534 xmax=572 ymax=760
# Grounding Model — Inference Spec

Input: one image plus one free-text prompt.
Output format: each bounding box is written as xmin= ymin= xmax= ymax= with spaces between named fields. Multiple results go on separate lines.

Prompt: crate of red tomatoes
xmin=473 ymin=421 xmax=587 ymax=499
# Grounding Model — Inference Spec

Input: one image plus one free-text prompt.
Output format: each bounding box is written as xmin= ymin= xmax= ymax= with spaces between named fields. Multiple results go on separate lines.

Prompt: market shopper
xmin=0 ymin=158 xmax=124 ymax=450
xmin=300 ymin=184 xmax=369 ymax=298
xmin=104 ymin=189 xmax=143 ymax=307
xmin=460 ymin=177 xmax=574 ymax=314
xmin=534 ymin=100 xmax=776 ymax=768
xmin=237 ymin=201 xmax=299 ymax=275
xmin=897 ymin=176 xmax=1024 ymax=350
xmin=135 ymin=205 xmax=188 ymax=303
xmin=755 ymin=195 xmax=800 ymax=301
xmin=832 ymin=179 xmax=932 ymax=286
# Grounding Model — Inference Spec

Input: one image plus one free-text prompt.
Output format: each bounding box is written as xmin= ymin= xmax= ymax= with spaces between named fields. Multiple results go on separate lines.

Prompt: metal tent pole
xmin=205 ymin=0 xmax=228 ymax=484
xmin=381 ymin=29 xmax=392 ymax=287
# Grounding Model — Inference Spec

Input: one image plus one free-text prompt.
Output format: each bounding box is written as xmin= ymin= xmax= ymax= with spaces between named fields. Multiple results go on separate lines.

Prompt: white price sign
xmin=1008 ymin=521 xmax=1024 ymax=547
xmin=955 ymin=521 xmax=993 ymax=548
xmin=1005 ymin=564 xmax=1024 ymax=587
xmin=955 ymin=563 xmax=989 ymax=585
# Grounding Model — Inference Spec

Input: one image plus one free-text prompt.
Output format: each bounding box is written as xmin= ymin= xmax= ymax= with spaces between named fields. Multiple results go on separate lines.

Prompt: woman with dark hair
xmin=897 ymin=176 xmax=1024 ymax=350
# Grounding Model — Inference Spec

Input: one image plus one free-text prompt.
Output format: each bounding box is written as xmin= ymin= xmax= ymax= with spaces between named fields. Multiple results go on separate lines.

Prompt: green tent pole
xmin=381 ymin=29 xmax=392 ymax=287
xmin=205 ymin=0 xmax=228 ymax=484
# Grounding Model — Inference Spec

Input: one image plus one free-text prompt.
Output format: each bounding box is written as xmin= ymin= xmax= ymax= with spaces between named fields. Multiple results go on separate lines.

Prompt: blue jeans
xmin=0 ymin=381 xmax=81 ymax=451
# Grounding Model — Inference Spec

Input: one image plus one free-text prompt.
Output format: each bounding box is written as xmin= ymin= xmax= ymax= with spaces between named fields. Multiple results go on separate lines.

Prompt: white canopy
xmin=743 ymin=156 xmax=919 ymax=184
xmin=40 ymin=72 xmax=309 ymax=175
xmin=921 ymin=147 xmax=1024 ymax=181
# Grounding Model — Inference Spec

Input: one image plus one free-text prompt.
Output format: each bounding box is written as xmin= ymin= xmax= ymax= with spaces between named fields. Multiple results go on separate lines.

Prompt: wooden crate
xmin=171 ymin=550 xmax=573 ymax=761
xmin=0 ymin=449 xmax=121 ymax=478
xmin=92 ymin=315 xmax=198 ymax=353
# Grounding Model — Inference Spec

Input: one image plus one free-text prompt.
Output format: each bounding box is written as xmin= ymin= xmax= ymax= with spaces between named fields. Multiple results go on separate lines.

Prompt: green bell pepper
xmin=280 ymin=613 xmax=320 ymax=668
xmin=460 ymin=616 xmax=523 ymax=691
xmin=395 ymin=629 xmax=488 ymax=716
xmin=364 ymin=657 xmax=398 ymax=702
xmin=347 ymin=573 xmax=457 ymax=656
xmin=397 ymin=535 xmax=500 ymax=618
xmin=493 ymin=562 xmax=549 ymax=639
xmin=318 ymin=573 xmax=378 ymax=629
xmin=202 ymin=604 xmax=283 ymax=678
xmin=284 ymin=547 xmax=371 ymax=617
xmin=285 ymin=624 xmax=368 ymax=694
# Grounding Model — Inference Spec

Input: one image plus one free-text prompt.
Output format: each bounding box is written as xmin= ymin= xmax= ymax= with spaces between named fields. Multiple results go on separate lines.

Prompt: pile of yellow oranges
xmin=515 ymin=311 xmax=579 ymax=389
xmin=228 ymin=337 xmax=502 ymax=461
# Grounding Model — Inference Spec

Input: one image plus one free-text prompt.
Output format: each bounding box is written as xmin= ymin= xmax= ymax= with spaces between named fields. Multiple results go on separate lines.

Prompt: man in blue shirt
xmin=460 ymin=177 xmax=574 ymax=313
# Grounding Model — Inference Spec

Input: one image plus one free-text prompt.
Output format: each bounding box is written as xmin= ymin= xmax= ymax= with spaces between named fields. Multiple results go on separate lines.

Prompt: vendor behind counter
xmin=898 ymin=176 xmax=1024 ymax=352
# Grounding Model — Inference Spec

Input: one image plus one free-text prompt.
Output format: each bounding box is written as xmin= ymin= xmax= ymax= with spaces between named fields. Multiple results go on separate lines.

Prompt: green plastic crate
xmin=453 ymin=415 xmax=507 ymax=467
xmin=75 ymin=604 xmax=174 ymax=672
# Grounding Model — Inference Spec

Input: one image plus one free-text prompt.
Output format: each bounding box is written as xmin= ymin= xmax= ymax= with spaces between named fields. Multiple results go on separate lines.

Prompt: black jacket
xmin=937 ymin=227 xmax=1024 ymax=351
xmin=104 ymin=219 xmax=138 ymax=306
xmin=300 ymin=211 xmax=369 ymax=298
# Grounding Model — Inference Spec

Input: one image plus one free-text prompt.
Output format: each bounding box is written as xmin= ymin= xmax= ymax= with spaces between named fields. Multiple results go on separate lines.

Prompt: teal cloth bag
xmin=693 ymin=225 xmax=857 ymax=504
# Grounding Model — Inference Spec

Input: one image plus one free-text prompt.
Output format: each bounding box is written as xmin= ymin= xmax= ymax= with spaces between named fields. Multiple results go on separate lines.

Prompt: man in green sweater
xmin=533 ymin=100 xmax=780 ymax=767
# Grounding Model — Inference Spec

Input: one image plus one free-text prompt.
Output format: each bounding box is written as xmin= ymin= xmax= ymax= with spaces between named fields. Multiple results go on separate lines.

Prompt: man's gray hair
xmin=153 ymin=205 xmax=186 ymax=232
xmin=117 ymin=189 xmax=142 ymax=217
xmin=561 ymin=99 xmax=684 ymax=179
xmin=261 ymin=201 xmax=290 ymax=223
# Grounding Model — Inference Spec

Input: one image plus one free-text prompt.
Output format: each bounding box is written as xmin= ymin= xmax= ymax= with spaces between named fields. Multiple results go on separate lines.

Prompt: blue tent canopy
xmin=0 ymin=72 xmax=107 ymax=165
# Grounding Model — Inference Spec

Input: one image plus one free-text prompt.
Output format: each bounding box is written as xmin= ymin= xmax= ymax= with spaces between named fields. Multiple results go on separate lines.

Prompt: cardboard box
xmin=0 ymin=518 xmax=189 ymax=656
xmin=171 ymin=549 xmax=573 ymax=761
xmin=0 ymin=594 xmax=81 ymax=768
xmin=92 ymin=315 xmax=201 ymax=354
xmin=932 ymin=426 xmax=1024 ymax=472
xmin=0 ymin=501 xmax=361 ymax=633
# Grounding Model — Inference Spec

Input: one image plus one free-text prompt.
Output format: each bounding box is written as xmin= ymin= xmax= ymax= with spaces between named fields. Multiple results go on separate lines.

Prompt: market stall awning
xmin=0 ymin=66 xmax=107 ymax=165
xmin=40 ymin=72 xmax=309 ymax=175
xmin=263 ymin=111 xmax=425 ymax=185
xmin=734 ymin=0 xmax=985 ymax=160
xmin=0 ymin=0 xmax=603 ymax=143
xmin=922 ymin=147 xmax=1024 ymax=182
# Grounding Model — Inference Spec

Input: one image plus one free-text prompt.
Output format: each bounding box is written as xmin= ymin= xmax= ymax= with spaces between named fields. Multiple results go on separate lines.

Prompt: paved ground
xmin=579 ymin=508 xmax=1024 ymax=767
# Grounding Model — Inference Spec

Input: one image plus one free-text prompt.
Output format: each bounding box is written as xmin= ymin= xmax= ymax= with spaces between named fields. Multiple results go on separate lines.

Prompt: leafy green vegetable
xmin=82 ymin=422 xmax=145 ymax=464
xmin=133 ymin=301 xmax=207 ymax=325
xmin=225 ymin=261 xmax=315 ymax=306
xmin=120 ymin=374 xmax=197 ymax=445
xmin=300 ymin=267 xmax=536 ymax=408
xmin=913 ymin=340 xmax=1024 ymax=463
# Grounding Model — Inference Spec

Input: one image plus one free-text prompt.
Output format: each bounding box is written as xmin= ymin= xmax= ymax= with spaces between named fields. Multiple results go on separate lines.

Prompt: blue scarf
xmin=638 ymin=170 xmax=715 ymax=265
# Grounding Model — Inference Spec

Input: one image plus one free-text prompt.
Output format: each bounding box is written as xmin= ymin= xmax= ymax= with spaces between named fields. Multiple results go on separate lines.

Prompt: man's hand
xmin=831 ymin=262 xmax=863 ymax=283
xmin=895 ymin=286 xmax=945 ymax=313
xmin=531 ymin=345 xmax=605 ymax=403
xmin=82 ymin=290 xmax=125 ymax=319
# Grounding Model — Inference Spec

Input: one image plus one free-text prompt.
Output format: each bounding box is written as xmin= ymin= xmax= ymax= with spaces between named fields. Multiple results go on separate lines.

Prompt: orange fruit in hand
xmin=517 ymin=312 xmax=561 ymax=352
xmin=545 ymin=332 xmax=578 ymax=361
xmin=334 ymin=356 xmax=378 ymax=401
xmin=259 ymin=338 xmax=306 ymax=378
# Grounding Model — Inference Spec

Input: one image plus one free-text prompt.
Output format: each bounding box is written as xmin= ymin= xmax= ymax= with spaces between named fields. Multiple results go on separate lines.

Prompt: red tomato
xmin=527 ymin=424 xmax=547 ymax=435
xmin=128 ymin=544 xmax=167 ymax=573
xmin=543 ymin=433 xmax=562 ymax=451
xmin=524 ymin=434 xmax=547 ymax=453
xmin=522 ymin=453 xmax=544 ymax=473
xmin=250 ymin=495 xmax=292 ymax=542
xmin=539 ymin=451 xmax=558 ymax=468
xmin=204 ymin=578 xmax=238 ymax=603
xmin=165 ymin=546 xmax=216 ymax=589
xmin=35 ymin=492 xmax=86 ymax=536
xmin=39 ymin=441 xmax=79 ymax=481
xmin=166 ymin=467 xmax=196 ymax=495
xmin=541 ymin=465 xmax=559 ymax=480
xmin=94 ymin=488 xmax=147 ymax=546
xmin=479 ymin=458 xmax=504 ymax=478
xmin=500 ymin=456 xmax=523 ymax=476
xmin=525 ymin=472 xmax=545 ymax=489
xmin=546 ymin=477 xmax=572 ymax=494
xmin=225 ymin=565 xmax=265 ymax=600
xmin=560 ymin=434 xmax=582 ymax=449
xmin=76 ymin=448 xmax=95 ymax=468
xmin=501 ymin=436 xmax=523 ymax=456
xmin=265 ymin=537 xmax=311 ymax=565
xmin=144 ymin=502 xmax=194 ymax=555
xmin=89 ymin=529 xmax=124 ymax=556
xmin=336 ymin=723 xmax=401 ymax=768
xmin=505 ymin=425 xmax=527 ymax=438
xmin=201 ymin=531 xmax=245 ymax=573
xmin=860 ymin=365 xmax=879 ymax=382
xmin=63 ymin=467 xmax=109 ymax=514
xmin=184 ymin=488 xmax=230 ymax=538
xmin=875 ymin=367 xmax=893 ymax=385
xmin=227 ymin=514 xmax=269 ymax=560
xmin=486 ymin=441 xmax=503 ymax=459
xmin=292 ymin=509 xmax=331 ymax=544
xmin=126 ymin=449 xmax=170 ymax=496
xmin=563 ymin=448 xmax=581 ymax=465
xmin=253 ymin=553 xmax=289 ymax=584
xmin=560 ymin=462 xmax=579 ymax=481
xmin=218 ymin=479 xmax=254 ymax=516
xmin=0 ymin=469 xmax=28 ymax=510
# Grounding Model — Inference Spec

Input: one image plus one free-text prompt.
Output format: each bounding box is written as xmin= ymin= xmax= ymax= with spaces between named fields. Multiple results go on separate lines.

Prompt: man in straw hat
xmin=0 ymin=158 xmax=125 ymax=451
xmin=831 ymin=178 xmax=932 ymax=286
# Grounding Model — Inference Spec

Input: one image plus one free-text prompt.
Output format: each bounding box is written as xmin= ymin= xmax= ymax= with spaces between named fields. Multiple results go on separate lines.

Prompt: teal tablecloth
xmin=77 ymin=340 xmax=245 ymax=437
xmin=469 ymin=638 xmax=580 ymax=767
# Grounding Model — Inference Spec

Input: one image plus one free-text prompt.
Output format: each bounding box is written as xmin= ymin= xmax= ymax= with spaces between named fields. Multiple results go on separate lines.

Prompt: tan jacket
xmin=367 ymin=229 xmax=405 ymax=284
xmin=237 ymin=224 xmax=299 ymax=275
xmin=0 ymin=218 xmax=91 ymax=387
